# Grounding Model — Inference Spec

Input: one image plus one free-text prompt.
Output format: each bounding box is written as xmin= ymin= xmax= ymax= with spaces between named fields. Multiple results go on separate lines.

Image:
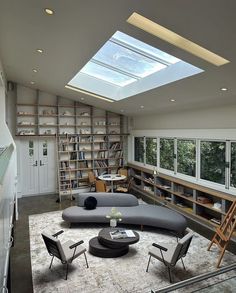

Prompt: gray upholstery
xmin=62 ymin=193 xmax=187 ymax=236
xmin=78 ymin=192 xmax=139 ymax=207
xmin=41 ymin=231 xmax=88 ymax=280
xmin=146 ymin=229 xmax=193 ymax=282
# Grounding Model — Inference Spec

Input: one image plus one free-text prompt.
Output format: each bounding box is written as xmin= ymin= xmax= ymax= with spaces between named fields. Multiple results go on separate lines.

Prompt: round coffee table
xmin=89 ymin=227 xmax=139 ymax=258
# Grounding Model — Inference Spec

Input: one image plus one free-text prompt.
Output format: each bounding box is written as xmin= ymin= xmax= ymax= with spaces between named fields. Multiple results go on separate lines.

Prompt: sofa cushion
xmin=78 ymin=192 xmax=139 ymax=207
xmin=84 ymin=196 xmax=97 ymax=210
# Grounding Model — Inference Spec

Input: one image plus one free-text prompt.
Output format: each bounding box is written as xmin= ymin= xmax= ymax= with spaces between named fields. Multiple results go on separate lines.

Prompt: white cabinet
xmin=16 ymin=138 xmax=56 ymax=196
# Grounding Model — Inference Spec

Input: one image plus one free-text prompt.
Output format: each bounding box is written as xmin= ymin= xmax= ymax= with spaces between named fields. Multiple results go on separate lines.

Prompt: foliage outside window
xmin=146 ymin=137 xmax=157 ymax=166
xmin=160 ymin=138 xmax=174 ymax=171
xmin=134 ymin=137 xmax=144 ymax=163
xmin=230 ymin=142 xmax=236 ymax=187
xmin=177 ymin=139 xmax=196 ymax=177
xmin=200 ymin=141 xmax=225 ymax=185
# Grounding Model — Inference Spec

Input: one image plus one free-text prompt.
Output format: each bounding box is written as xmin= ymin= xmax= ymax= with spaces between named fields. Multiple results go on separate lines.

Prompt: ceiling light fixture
xmin=120 ymin=109 xmax=124 ymax=113
xmin=140 ymin=105 xmax=144 ymax=109
xmin=32 ymin=69 xmax=38 ymax=73
xmin=65 ymin=85 xmax=114 ymax=103
xmin=127 ymin=12 xmax=230 ymax=66
xmin=30 ymin=81 xmax=35 ymax=85
xmin=170 ymin=99 xmax=176 ymax=102
xmin=44 ymin=8 xmax=54 ymax=15
xmin=220 ymin=87 xmax=228 ymax=91
xmin=36 ymin=49 xmax=43 ymax=53
xmin=80 ymin=97 xmax=85 ymax=101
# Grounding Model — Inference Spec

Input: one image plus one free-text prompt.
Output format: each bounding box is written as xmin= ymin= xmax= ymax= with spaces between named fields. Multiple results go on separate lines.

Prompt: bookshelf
xmin=15 ymin=92 xmax=128 ymax=197
xmin=128 ymin=163 xmax=236 ymax=234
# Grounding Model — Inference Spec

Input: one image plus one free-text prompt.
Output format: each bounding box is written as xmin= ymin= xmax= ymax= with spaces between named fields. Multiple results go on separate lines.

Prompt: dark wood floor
xmin=10 ymin=194 xmax=76 ymax=293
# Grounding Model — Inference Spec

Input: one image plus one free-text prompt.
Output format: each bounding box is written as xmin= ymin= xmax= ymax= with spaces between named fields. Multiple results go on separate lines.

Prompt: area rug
xmin=29 ymin=211 xmax=236 ymax=293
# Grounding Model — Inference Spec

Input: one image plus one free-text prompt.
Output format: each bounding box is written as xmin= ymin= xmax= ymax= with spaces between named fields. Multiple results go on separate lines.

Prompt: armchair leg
xmin=49 ymin=255 xmax=54 ymax=269
xmin=167 ymin=267 xmax=172 ymax=283
xmin=65 ymin=263 xmax=69 ymax=280
xmin=146 ymin=255 xmax=151 ymax=272
xmin=180 ymin=258 xmax=186 ymax=270
xmin=84 ymin=252 xmax=89 ymax=268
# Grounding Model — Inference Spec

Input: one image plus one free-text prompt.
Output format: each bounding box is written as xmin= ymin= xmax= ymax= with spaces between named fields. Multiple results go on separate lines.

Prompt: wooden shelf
xmin=129 ymin=163 xmax=235 ymax=233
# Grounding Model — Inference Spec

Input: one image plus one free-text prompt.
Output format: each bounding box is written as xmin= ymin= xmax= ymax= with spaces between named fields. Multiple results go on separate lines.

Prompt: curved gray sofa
xmin=62 ymin=193 xmax=187 ymax=236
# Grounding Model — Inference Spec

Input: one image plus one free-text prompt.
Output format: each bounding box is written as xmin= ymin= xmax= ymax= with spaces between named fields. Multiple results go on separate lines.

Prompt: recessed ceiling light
xmin=170 ymin=99 xmax=176 ymax=102
xmin=80 ymin=97 xmax=85 ymax=101
xmin=32 ymin=69 xmax=38 ymax=73
xmin=30 ymin=81 xmax=35 ymax=85
xmin=65 ymin=85 xmax=114 ymax=103
xmin=44 ymin=8 xmax=54 ymax=15
xmin=220 ymin=87 xmax=228 ymax=91
xmin=140 ymin=105 xmax=144 ymax=109
xmin=127 ymin=12 xmax=230 ymax=66
xmin=36 ymin=49 xmax=43 ymax=53
xmin=120 ymin=109 xmax=124 ymax=112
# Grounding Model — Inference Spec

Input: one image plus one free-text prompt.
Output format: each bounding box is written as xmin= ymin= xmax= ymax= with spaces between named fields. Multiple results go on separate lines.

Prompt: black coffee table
xmin=89 ymin=227 xmax=139 ymax=258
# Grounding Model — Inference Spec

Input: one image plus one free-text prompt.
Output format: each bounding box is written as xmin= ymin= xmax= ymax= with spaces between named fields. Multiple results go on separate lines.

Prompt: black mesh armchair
xmin=146 ymin=229 xmax=193 ymax=282
xmin=42 ymin=230 xmax=89 ymax=280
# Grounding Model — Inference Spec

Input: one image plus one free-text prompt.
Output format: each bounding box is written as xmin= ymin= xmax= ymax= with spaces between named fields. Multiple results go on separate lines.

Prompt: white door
xmin=17 ymin=138 xmax=56 ymax=196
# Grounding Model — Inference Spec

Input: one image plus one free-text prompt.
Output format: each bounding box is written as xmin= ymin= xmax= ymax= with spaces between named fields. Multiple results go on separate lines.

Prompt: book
xmin=109 ymin=229 xmax=135 ymax=239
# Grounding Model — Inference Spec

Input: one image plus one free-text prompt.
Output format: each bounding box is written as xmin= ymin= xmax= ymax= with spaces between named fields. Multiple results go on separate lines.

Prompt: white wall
xmin=0 ymin=57 xmax=17 ymax=291
xmin=132 ymin=104 xmax=236 ymax=130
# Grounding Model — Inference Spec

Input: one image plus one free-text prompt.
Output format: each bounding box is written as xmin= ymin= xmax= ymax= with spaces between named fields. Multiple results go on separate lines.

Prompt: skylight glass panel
xmin=112 ymin=31 xmax=180 ymax=65
xmin=93 ymin=41 xmax=167 ymax=78
xmin=80 ymin=62 xmax=136 ymax=87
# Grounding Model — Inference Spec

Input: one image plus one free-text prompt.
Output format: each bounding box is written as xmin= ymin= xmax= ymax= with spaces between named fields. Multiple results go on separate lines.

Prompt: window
xmin=160 ymin=138 xmax=174 ymax=171
xmin=200 ymin=141 xmax=225 ymax=185
xmin=134 ymin=137 xmax=144 ymax=163
xmin=177 ymin=139 xmax=196 ymax=177
xmin=146 ymin=137 xmax=157 ymax=166
xmin=230 ymin=142 xmax=236 ymax=188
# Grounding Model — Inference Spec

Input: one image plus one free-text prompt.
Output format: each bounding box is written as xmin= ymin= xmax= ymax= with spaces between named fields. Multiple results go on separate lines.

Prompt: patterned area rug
xmin=29 ymin=210 xmax=236 ymax=293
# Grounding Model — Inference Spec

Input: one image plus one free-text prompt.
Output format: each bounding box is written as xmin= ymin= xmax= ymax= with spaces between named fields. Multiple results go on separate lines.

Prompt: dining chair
xmin=95 ymin=180 xmax=110 ymax=192
xmin=88 ymin=171 xmax=96 ymax=191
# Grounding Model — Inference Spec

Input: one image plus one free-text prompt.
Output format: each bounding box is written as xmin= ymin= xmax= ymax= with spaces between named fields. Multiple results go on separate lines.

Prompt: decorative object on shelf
xmin=106 ymin=207 xmax=122 ymax=227
xmin=213 ymin=202 xmax=222 ymax=210
xmin=62 ymin=111 xmax=72 ymax=116
xmin=197 ymin=196 xmax=212 ymax=204
xmin=80 ymin=112 xmax=89 ymax=116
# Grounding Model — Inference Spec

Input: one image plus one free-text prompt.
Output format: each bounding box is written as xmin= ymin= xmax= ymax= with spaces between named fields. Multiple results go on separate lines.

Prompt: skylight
xmin=67 ymin=31 xmax=203 ymax=101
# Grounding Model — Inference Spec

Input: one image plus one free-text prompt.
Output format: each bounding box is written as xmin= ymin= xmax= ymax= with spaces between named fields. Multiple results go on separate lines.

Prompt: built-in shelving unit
xmin=15 ymin=91 xmax=128 ymax=196
xmin=128 ymin=163 xmax=236 ymax=235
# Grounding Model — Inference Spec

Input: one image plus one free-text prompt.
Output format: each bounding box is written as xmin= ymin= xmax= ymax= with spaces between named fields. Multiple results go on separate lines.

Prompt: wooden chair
xmin=41 ymin=230 xmax=89 ymax=280
xmin=115 ymin=177 xmax=134 ymax=193
xmin=118 ymin=168 xmax=128 ymax=178
xmin=95 ymin=180 xmax=110 ymax=192
xmin=88 ymin=171 xmax=96 ymax=191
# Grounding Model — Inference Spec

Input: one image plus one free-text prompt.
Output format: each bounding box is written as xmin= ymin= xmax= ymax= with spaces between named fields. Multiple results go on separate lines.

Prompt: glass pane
xmin=113 ymin=31 xmax=180 ymax=65
xmin=81 ymin=62 xmax=136 ymax=86
xmin=94 ymin=41 xmax=167 ymax=78
xmin=43 ymin=141 xmax=47 ymax=148
xmin=177 ymin=139 xmax=196 ymax=177
xmin=43 ymin=149 xmax=47 ymax=156
xmin=146 ymin=137 xmax=157 ymax=166
xmin=160 ymin=138 xmax=174 ymax=171
xmin=230 ymin=142 xmax=236 ymax=187
xmin=29 ymin=141 xmax=33 ymax=148
xmin=29 ymin=149 xmax=33 ymax=157
xmin=134 ymin=137 xmax=144 ymax=163
xmin=200 ymin=141 xmax=225 ymax=185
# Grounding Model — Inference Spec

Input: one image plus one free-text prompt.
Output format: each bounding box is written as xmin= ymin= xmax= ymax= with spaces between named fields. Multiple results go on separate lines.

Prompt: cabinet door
xmin=38 ymin=139 xmax=56 ymax=194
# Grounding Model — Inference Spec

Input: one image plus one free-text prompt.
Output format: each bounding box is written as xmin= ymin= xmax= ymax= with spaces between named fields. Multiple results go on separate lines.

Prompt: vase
xmin=110 ymin=219 xmax=117 ymax=227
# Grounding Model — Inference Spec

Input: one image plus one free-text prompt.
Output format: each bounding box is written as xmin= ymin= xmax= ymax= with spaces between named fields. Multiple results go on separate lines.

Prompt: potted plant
xmin=106 ymin=207 xmax=122 ymax=227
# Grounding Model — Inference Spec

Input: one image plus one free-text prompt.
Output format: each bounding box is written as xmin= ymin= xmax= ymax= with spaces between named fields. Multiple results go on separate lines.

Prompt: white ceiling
xmin=0 ymin=0 xmax=235 ymax=116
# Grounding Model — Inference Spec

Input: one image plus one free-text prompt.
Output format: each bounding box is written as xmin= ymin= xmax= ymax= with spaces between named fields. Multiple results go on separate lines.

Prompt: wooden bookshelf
xmin=128 ymin=163 xmax=236 ymax=235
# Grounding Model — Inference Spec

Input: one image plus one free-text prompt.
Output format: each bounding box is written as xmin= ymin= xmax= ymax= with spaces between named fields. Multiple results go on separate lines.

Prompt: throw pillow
xmin=84 ymin=196 xmax=97 ymax=210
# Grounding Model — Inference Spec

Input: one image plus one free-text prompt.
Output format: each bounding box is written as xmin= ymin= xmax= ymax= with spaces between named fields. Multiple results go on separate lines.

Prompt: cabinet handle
xmin=33 ymin=160 xmax=37 ymax=166
xmin=40 ymin=160 xmax=45 ymax=166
